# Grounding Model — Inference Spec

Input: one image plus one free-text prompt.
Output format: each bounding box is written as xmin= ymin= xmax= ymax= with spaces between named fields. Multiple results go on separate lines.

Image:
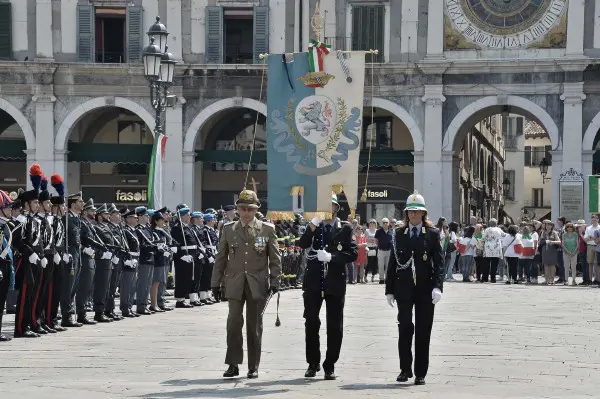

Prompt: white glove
xmin=124 ymin=260 xmax=134 ymax=267
xmin=310 ymin=216 xmax=322 ymax=226
xmin=111 ymin=256 xmax=120 ymax=265
xmin=208 ymin=256 xmax=215 ymax=263
xmin=163 ymin=251 xmax=170 ymax=257
xmin=28 ymin=253 xmax=40 ymax=264
xmin=83 ymin=247 xmax=95 ymax=256
xmin=53 ymin=253 xmax=61 ymax=265
xmin=170 ymin=246 xmax=178 ymax=253
xmin=386 ymin=294 xmax=395 ymax=308
xmin=198 ymin=253 xmax=205 ymax=260
xmin=133 ymin=259 xmax=138 ymax=267
xmin=317 ymin=250 xmax=332 ymax=263
xmin=432 ymin=288 xmax=442 ymax=305
xmin=181 ymin=254 xmax=193 ymax=263
xmin=101 ymin=251 xmax=113 ymax=260
xmin=62 ymin=253 xmax=70 ymax=263
xmin=40 ymin=257 xmax=48 ymax=269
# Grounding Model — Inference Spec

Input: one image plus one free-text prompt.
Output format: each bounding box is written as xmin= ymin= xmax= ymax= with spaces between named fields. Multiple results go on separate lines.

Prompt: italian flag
xmin=148 ymin=134 xmax=168 ymax=209
xmin=308 ymin=40 xmax=331 ymax=73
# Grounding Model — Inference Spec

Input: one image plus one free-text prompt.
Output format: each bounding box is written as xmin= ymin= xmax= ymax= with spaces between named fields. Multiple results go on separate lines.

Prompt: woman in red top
xmin=354 ymin=226 xmax=368 ymax=283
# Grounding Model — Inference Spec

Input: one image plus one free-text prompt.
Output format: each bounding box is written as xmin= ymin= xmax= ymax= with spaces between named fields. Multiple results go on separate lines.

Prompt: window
xmin=532 ymin=188 xmax=544 ymax=208
xmin=77 ymin=5 xmax=142 ymax=63
xmin=504 ymin=170 xmax=515 ymax=201
xmin=524 ymin=145 xmax=550 ymax=167
xmin=0 ymin=3 xmax=11 ymax=60
xmin=502 ymin=116 xmax=524 ymax=137
xmin=205 ymin=6 xmax=268 ymax=64
xmin=362 ymin=117 xmax=392 ymax=150
xmin=351 ymin=4 xmax=385 ymax=63
xmin=95 ymin=9 xmax=126 ymax=63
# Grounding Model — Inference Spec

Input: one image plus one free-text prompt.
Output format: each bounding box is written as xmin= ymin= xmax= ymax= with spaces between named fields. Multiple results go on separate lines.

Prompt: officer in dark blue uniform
xmin=385 ymin=191 xmax=444 ymax=385
xmin=298 ymin=193 xmax=357 ymax=380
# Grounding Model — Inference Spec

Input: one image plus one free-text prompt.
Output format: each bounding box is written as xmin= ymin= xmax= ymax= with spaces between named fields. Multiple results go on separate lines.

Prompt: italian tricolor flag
xmin=148 ymin=134 xmax=168 ymax=209
xmin=308 ymin=40 xmax=331 ymax=73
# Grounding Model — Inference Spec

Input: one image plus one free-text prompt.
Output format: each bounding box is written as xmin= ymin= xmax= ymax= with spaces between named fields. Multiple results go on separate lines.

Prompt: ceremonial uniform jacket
xmin=136 ymin=224 xmax=158 ymax=265
xmin=13 ymin=213 xmax=43 ymax=261
xmin=152 ymin=227 xmax=171 ymax=267
xmin=37 ymin=213 xmax=55 ymax=257
xmin=123 ymin=225 xmax=140 ymax=268
xmin=67 ymin=211 xmax=82 ymax=256
xmin=0 ymin=218 xmax=13 ymax=284
xmin=109 ymin=222 xmax=129 ymax=264
xmin=201 ymin=225 xmax=219 ymax=262
xmin=385 ymin=225 xmax=444 ymax=303
xmin=298 ymin=218 xmax=357 ymax=297
xmin=52 ymin=213 xmax=66 ymax=255
xmin=170 ymin=221 xmax=198 ymax=261
xmin=94 ymin=222 xmax=117 ymax=268
xmin=189 ymin=224 xmax=206 ymax=263
xmin=80 ymin=217 xmax=105 ymax=254
xmin=212 ymin=218 xmax=281 ymax=301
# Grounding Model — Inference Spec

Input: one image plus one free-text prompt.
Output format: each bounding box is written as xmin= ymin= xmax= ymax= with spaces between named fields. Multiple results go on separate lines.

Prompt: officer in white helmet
xmin=385 ymin=190 xmax=444 ymax=385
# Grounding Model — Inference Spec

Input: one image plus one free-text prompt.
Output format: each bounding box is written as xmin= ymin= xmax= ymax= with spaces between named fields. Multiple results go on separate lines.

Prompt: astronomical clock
xmin=444 ymin=0 xmax=568 ymax=50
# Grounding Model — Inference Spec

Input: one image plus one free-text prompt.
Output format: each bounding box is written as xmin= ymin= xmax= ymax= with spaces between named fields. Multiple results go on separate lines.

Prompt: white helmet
xmin=404 ymin=190 xmax=427 ymax=212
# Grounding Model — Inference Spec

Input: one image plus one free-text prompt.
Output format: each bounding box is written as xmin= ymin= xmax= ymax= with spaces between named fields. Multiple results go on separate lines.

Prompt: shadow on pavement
xmin=141 ymin=388 xmax=290 ymax=398
xmin=340 ymin=383 xmax=411 ymax=390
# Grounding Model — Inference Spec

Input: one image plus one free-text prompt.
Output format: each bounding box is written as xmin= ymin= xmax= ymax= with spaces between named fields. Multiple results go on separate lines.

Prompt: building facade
xmin=0 ymin=0 xmax=598 ymax=222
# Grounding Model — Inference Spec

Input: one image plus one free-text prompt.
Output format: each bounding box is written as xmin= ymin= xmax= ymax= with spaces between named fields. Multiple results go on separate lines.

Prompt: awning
xmin=67 ymin=143 xmax=153 ymax=164
xmin=0 ymin=140 xmax=26 ymax=160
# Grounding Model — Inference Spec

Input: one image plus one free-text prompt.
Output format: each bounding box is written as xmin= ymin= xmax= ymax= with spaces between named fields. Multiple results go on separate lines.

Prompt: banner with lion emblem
xmin=267 ymin=50 xmax=366 ymax=219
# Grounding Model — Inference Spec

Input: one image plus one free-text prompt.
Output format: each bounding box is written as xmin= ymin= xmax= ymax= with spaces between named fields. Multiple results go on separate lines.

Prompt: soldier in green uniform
xmin=211 ymin=189 xmax=282 ymax=379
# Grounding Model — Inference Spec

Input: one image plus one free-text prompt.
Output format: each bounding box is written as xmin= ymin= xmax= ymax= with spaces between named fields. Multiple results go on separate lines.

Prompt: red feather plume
xmin=50 ymin=174 xmax=63 ymax=185
xmin=29 ymin=163 xmax=43 ymax=177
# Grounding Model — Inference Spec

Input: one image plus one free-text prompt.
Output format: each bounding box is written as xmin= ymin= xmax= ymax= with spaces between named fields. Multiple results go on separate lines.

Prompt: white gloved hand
xmin=62 ymin=253 xmax=70 ymax=263
xmin=53 ymin=253 xmax=61 ymax=265
xmin=386 ymin=294 xmax=395 ymax=308
xmin=432 ymin=288 xmax=442 ymax=305
xmin=83 ymin=247 xmax=95 ymax=256
xmin=111 ymin=256 xmax=120 ymax=265
xmin=101 ymin=251 xmax=113 ymax=260
xmin=181 ymin=254 xmax=193 ymax=263
xmin=317 ymin=250 xmax=332 ymax=263
xmin=170 ymin=246 xmax=178 ymax=253
xmin=198 ymin=253 xmax=204 ymax=260
xmin=28 ymin=253 xmax=40 ymax=264
xmin=124 ymin=260 xmax=133 ymax=267
xmin=40 ymin=257 xmax=48 ymax=269
xmin=208 ymin=256 xmax=215 ymax=263
xmin=163 ymin=251 xmax=170 ymax=257
xmin=310 ymin=216 xmax=322 ymax=226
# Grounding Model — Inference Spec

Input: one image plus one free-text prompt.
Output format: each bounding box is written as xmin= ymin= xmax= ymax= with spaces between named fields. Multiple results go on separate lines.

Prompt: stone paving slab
xmin=1 ymin=277 xmax=600 ymax=398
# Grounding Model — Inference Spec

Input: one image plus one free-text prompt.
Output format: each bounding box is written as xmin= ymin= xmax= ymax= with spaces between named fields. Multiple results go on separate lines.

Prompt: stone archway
xmin=582 ymin=112 xmax=600 ymax=151
xmin=370 ymin=97 xmax=424 ymax=151
xmin=183 ymin=97 xmax=267 ymax=153
xmin=444 ymin=95 xmax=560 ymax=151
xmin=0 ymin=98 xmax=36 ymax=150
xmin=55 ymin=97 xmax=156 ymax=151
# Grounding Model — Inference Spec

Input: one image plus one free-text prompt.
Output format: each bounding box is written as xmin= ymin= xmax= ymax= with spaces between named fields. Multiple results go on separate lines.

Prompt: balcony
xmin=503 ymin=136 xmax=519 ymax=149
xmin=523 ymin=200 xmax=551 ymax=209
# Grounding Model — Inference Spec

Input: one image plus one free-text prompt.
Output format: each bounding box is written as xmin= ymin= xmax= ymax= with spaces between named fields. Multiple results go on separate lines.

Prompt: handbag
xmin=367 ymin=248 xmax=377 ymax=257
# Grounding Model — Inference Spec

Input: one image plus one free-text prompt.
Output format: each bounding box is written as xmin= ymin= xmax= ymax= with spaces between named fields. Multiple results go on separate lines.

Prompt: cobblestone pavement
xmin=1 ymin=276 xmax=599 ymax=398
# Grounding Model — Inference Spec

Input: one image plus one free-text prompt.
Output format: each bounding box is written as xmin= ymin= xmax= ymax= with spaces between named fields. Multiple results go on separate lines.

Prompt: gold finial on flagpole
xmin=311 ymin=1 xmax=324 ymax=42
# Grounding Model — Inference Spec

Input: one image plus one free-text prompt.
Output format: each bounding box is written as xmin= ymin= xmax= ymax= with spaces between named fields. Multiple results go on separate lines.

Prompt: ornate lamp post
xmin=539 ymin=157 xmax=551 ymax=184
xmin=142 ymin=16 xmax=177 ymax=136
xmin=502 ymin=177 xmax=511 ymax=197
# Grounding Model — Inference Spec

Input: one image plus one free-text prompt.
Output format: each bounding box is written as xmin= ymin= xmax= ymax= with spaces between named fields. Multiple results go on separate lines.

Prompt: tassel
xmin=331 ymin=184 xmax=343 ymax=194
xmin=50 ymin=174 xmax=65 ymax=196
xmin=29 ymin=164 xmax=43 ymax=190
xmin=360 ymin=189 xmax=367 ymax=201
xmin=40 ymin=175 xmax=48 ymax=192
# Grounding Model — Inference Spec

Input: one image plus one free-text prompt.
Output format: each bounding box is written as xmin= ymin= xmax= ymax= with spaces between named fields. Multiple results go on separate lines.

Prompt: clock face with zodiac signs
xmin=445 ymin=0 xmax=567 ymax=49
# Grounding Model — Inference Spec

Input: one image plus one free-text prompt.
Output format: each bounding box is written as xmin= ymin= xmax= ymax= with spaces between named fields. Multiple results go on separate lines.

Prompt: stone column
xmin=53 ymin=150 xmax=68 ymax=188
xmin=425 ymin=0 xmax=444 ymax=57
xmin=412 ymin=150 xmax=424 ymax=195
xmin=190 ymin=0 xmax=208 ymax=60
xmin=583 ymin=150 xmax=594 ymax=222
xmin=33 ymin=95 xmax=56 ymax=177
xmin=566 ymin=0 xmax=584 ymax=56
xmin=561 ymin=82 xmax=585 ymax=169
xmin=421 ymin=85 xmax=445 ymax=221
xmin=441 ymin=151 xmax=461 ymax=222
xmin=182 ymin=151 xmax=196 ymax=208
xmin=36 ymin=0 xmax=54 ymax=59
xmin=269 ymin=0 xmax=286 ymax=54
xmin=166 ymin=0 xmax=183 ymax=59
xmin=551 ymin=151 xmax=562 ymax=221
xmin=163 ymin=101 xmax=184 ymax=208
xmin=24 ymin=149 xmax=36 ymax=189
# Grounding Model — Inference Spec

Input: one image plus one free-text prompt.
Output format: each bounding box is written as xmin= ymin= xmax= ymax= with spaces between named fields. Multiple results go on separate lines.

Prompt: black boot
xmin=396 ymin=370 xmax=413 ymax=382
xmin=223 ymin=365 xmax=239 ymax=378
xmin=94 ymin=312 xmax=113 ymax=323
xmin=304 ymin=364 xmax=320 ymax=378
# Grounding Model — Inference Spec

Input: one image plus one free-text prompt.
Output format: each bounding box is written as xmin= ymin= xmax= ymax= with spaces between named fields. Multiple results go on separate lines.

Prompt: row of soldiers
xmin=0 ymin=164 xmax=223 ymax=340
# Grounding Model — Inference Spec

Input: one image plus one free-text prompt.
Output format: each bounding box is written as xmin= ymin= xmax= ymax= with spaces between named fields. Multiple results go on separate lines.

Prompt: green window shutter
xmin=0 ymin=3 xmax=12 ymax=60
xmin=524 ymin=145 xmax=531 ymax=166
xmin=77 ymin=4 xmax=95 ymax=62
xmin=516 ymin=117 xmax=524 ymax=135
xmin=351 ymin=5 xmax=384 ymax=63
xmin=253 ymin=6 xmax=269 ymax=63
xmin=126 ymin=6 xmax=143 ymax=63
xmin=205 ymin=6 xmax=223 ymax=64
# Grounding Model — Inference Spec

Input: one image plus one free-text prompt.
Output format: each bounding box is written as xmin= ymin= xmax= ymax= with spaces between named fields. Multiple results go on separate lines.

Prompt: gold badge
xmin=423 ymin=253 xmax=428 ymax=261
xmin=337 ymin=243 xmax=342 ymax=251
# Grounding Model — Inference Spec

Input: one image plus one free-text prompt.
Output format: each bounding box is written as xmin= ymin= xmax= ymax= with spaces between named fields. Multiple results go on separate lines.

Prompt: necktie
xmin=412 ymin=226 xmax=418 ymax=239
xmin=325 ymin=224 xmax=332 ymax=233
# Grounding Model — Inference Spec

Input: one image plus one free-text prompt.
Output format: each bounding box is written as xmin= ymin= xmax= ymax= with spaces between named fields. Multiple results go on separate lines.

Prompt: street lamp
xmin=502 ymin=177 xmax=511 ymax=196
xmin=539 ymin=157 xmax=551 ymax=184
xmin=142 ymin=16 xmax=176 ymax=136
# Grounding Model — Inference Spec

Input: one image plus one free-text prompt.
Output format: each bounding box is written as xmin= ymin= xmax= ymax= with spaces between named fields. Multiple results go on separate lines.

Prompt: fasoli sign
xmin=367 ymin=190 xmax=388 ymax=198
xmin=115 ymin=189 xmax=148 ymax=203
xmin=358 ymin=187 xmax=410 ymax=202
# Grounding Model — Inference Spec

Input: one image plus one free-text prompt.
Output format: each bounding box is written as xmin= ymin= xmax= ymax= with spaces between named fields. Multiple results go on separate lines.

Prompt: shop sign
xmin=115 ymin=189 xmax=148 ymax=203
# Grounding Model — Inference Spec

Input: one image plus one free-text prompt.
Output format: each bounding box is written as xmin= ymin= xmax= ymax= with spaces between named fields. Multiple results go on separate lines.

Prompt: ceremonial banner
xmin=267 ymin=49 xmax=366 ymax=219
xmin=147 ymin=134 xmax=168 ymax=209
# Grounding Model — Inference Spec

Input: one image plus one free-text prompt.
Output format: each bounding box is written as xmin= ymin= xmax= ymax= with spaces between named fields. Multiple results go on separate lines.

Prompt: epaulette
xmin=224 ymin=221 xmax=235 ymax=226
xmin=262 ymin=221 xmax=275 ymax=228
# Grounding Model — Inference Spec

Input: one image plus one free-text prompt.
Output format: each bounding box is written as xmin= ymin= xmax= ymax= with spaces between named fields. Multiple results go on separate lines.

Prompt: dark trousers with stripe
xmin=33 ymin=254 xmax=54 ymax=328
xmin=47 ymin=258 xmax=63 ymax=327
xmin=14 ymin=257 xmax=36 ymax=335
xmin=0 ymin=260 xmax=10 ymax=335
